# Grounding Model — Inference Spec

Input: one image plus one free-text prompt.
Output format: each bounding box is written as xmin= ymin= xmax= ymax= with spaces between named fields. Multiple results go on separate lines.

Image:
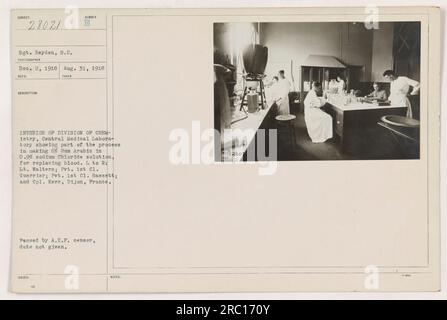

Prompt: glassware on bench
xmin=344 ymin=95 xmax=351 ymax=106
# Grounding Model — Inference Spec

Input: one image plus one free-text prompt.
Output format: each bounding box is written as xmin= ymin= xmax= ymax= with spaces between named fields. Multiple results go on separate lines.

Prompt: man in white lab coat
xmin=328 ymin=79 xmax=339 ymax=94
xmin=274 ymin=70 xmax=291 ymax=115
xmin=304 ymin=82 xmax=333 ymax=143
xmin=383 ymin=70 xmax=420 ymax=118
xmin=336 ymin=75 xmax=346 ymax=94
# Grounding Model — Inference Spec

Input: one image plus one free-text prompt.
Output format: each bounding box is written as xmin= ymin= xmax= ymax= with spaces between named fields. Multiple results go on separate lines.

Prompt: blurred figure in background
xmin=366 ymin=82 xmax=388 ymax=101
xmin=328 ymin=78 xmax=339 ymax=94
xmin=336 ymin=75 xmax=346 ymax=94
xmin=274 ymin=70 xmax=291 ymax=115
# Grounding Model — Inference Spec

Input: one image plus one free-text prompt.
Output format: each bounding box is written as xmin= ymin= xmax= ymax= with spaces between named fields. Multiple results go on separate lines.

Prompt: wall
xmin=259 ymin=22 xmax=380 ymax=90
xmin=339 ymin=22 xmax=374 ymax=80
xmin=371 ymin=22 xmax=394 ymax=82
xmin=392 ymin=22 xmax=421 ymax=81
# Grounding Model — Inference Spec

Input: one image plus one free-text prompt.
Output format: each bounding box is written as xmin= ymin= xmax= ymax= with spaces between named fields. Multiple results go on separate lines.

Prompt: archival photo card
xmin=10 ymin=6 xmax=441 ymax=293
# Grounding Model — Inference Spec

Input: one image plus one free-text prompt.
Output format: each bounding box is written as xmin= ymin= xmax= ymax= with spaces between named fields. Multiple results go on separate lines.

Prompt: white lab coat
xmin=328 ymin=80 xmax=338 ymax=93
xmin=389 ymin=76 xmax=420 ymax=118
xmin=337 ymin=79 xmax=345 ymax=94
xmin=304 ymin=89 xmax=333 ymax=143
xmin=274 ymin=78 xmax=291 ymax=115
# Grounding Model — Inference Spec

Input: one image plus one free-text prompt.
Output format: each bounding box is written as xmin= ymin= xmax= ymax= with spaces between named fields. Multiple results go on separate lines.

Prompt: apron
xmin=390 ymin=77 xmax=415 ymax=118
xmin=273 ymin=81 xmax=290 ymax=115
xmin=304 ymin=108 xmax=333 ymax=143
xmin=304 ymin=90 xmax=333 ymax=143
xmin=390 ymin=94 xmax=412 ymax=118
xmin=277 ymin=94 xmax=290 ymax=115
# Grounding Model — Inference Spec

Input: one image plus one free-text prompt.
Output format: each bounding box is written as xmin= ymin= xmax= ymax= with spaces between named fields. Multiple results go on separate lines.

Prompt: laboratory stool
xmin=275 ymin=114 xmax=297 ymax=149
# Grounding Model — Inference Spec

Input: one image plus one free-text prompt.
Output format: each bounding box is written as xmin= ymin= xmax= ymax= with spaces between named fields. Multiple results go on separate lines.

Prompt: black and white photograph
xmin=214 ymin=21 xmax=421 ymax=161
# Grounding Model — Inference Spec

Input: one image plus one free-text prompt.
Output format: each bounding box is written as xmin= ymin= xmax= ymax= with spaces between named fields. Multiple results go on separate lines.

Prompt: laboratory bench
xmin=222 ymin=102 xmax=278 ymax=162
xmin=323 ymin=100 xmax=407 ymax=155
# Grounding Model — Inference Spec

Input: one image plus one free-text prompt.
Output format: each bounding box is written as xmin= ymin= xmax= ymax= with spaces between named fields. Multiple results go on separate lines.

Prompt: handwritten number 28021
xmin=27 ymin=20 xmax=62 ymax=30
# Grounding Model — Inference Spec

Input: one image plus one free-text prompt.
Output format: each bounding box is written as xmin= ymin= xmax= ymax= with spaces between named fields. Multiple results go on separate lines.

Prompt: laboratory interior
xmin=213 ymin=22 xmax=421 ymax=161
